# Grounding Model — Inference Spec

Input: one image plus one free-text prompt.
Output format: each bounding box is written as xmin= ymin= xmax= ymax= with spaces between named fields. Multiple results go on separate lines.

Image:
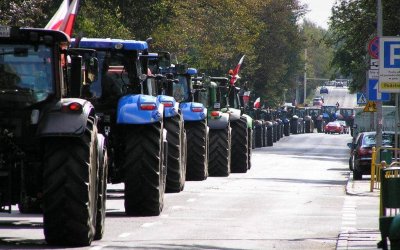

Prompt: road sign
xmin=370 ymin=59 xmax=379 ymax=69
xmin=368 ymin=36 xmax=379 ymax=59
xmin=379 ymin=37 xmax=400 ymax=93
xmin=368 ymin=79 xmax=390 ymax=101
xmin=357 ymin=92 xmax=367 ymax=104
xmin=363 ymin=101 xmax=377 ymax=112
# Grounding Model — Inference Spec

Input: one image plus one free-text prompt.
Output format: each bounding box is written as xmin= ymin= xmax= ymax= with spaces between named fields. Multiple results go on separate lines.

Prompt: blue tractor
xmin=147 ymin=52 xmax=208 ymax=181
xmin=143 ymin=52 xmax=187 ymax=192
xmin=72 ymin=38 xmax=167 ymax=216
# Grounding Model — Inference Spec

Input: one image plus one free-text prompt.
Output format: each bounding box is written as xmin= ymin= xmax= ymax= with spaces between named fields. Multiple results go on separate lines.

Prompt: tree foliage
xmin=0 ymin=0 xmax=337 ymax=107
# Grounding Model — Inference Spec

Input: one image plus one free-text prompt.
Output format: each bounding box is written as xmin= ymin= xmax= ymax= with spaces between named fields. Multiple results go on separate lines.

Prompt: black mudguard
xmin=38 ymin=98 xmax=95 ymax=137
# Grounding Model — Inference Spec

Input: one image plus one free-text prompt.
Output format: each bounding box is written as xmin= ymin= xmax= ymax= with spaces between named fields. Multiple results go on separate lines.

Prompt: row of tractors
xmin=0 ymin=26 xmax=354 ymax=247
xmin=242 ymin=101 xmax=328 ymax=148
xmin=0 ymin=27 xmax=254 ymax=247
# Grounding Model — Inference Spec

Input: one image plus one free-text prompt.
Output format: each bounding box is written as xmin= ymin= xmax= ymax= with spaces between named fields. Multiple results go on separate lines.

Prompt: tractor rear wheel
xmin=254 ymin=124 xmax=263 ymax=148
xmin=247 ymin=127 xmax=253 ymax=169
xmin=165 ymin=114 xmax=186 ymax=193
xmin=266 ymin=126 xmax=273 ymax=146
xmin=305 ymin=121 xmax=311 ymax=133
xmin=124 ymin=122 xmax=166 ymax=216
xmin=230 ymin=117 xmax=248 ymax=173
xmin=185 ymin=120 xmax=208 ymax=181
xmin=209 ymin=125 xmax=231 ymax=177
xmin=94 ymin=138 xmax=107 ymax=240
xmin=43 ymin=119 xmax=98 ymax=246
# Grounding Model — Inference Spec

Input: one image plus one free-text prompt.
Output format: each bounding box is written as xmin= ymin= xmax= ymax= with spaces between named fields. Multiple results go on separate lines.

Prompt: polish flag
xmin=254 ymin=97 xmax=261 ymax=109
xmin=242 ymin=91 xmax=250 ymax=105
xmin=229 ymin=55 xmax=245 ymax=86
xmin=60 ymin=0 xmax=80 ymax=37
xmin=44 ymin=0 xmax=69 ymax=30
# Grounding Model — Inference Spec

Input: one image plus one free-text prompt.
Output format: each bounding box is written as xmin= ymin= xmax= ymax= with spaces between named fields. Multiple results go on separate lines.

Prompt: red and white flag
xmin=44 ymin=0 xmax=68 ymax=30
xmin=60 ymin=0 xmax=79 ymax=37
xmin=229 ymin=55 xmax=245 ymax=86
xmin=44 ymin=0 xmax=80 ymax=37
xmin=254 ymin=97 xmax=261 ymax=109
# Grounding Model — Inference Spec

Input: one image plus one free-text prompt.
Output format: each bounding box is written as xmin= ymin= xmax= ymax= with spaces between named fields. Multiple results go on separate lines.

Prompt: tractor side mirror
xmin=84 ymin=57 xmax=98 ymax=84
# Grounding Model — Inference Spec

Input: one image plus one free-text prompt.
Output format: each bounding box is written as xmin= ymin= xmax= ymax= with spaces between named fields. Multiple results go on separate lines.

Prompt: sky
xmin=300 ymin=0 xmax=337 ymax=30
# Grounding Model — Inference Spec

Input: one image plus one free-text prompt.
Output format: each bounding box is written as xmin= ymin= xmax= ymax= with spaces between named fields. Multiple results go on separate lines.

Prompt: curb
xmin=336 ymin=172 xmax=381 ymax=249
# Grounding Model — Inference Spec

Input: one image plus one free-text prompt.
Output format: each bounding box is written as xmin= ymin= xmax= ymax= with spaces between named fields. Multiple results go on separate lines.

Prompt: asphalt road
xmin=0 ymin=132 xmax=355 ymax=250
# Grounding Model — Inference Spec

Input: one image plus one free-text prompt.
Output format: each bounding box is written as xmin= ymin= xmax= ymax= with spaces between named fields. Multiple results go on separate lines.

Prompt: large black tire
xmin=165 ymin=114 xmax=186 ymax=193
xmin=94 ymin=138 xmax=107 ymax=240
xmin=284 ymin=123 xmax=290 ymax=136
xmin=261 ymin=124 xmax=266 ymax=147
xmin=272 ymin=124 xmax=277 ymax=142
xmin=266 ymin=126 xmax=273 ymax=146
xmin=124 ymin=122 xmax=166 ymax=216
xmin=43 ymin=118 xmax=98 ymax=246
xmin=230 ymin=117 xmax=249 ymax=173
xmin=305 ymin=121 xmax=311 ymax=133
xmin=209 ymin=125 xmax=231 ymax=177
xmin=252 ymin=126 xmax=256 ymax=149
xmin=247 ymin=127 xmax=253 ymax=170
xmin=353 ymin=169 xmax=362 ymax=180
xmin=254 ymin=124 xmax=263 ymax=148
xmin=185 ymin=120 xmax=208 ymax=181
xmin=291 ymin=120 xmax=298 ymax=134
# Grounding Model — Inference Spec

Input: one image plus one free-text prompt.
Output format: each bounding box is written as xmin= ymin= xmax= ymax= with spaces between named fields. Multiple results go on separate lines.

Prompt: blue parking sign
xmin=383 ymin=40 xmax=400 ymax=68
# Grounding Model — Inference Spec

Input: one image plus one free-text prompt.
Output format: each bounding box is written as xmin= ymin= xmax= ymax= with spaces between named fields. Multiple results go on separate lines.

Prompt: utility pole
xmin=304 ymin=48 xmax=307 ymax=104
xmin=376 ymin=0 xmax=383 ymax=148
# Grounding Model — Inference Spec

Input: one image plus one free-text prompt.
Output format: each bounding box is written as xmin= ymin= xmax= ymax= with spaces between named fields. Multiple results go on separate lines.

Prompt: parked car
xmin=320 ymin=86 xmax=329 ymax=94
xmin=348 ymin=131 xmax=397 ymax=180
xmin=324 ymin=121 xmax=344 ymax=134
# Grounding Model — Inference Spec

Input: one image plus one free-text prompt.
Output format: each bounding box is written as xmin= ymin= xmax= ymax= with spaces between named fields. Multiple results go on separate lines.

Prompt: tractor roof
xmin=0 ymin=26 xmax=69 ymax=44
xmin=72 ymin=38 xmax=148 ymax=51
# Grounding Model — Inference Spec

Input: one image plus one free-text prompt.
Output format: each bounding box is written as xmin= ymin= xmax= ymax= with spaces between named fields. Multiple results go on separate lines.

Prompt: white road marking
xmin=118 ymin=232 xmax=131 ymax=238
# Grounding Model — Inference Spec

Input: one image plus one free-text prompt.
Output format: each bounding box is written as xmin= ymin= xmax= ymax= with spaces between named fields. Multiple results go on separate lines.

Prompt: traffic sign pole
xmin=376 ymin=0 xmax=382 ymax=148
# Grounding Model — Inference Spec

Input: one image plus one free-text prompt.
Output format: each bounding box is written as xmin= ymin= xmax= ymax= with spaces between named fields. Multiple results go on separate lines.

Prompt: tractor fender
xmin=265 ymin=121 xmax=273 ymax=127
xmin=304 ymin=115 xmax=312 ymax=121
xmin=38 ymin=98 xmax=95 ymax=137
xmin=241 ymin=114 xmax=253 ymax=129
xmin=227 ymin=108 xmax=241 ymax=121
xmin=157 ymin=95 xmax=178 ymax=118
xmin=116 ymin=94 xmax=163 ymax=124
xmin=180 ymin=102 xmax=207 ymax=121
xmin=208 ymin=112 xmax=230 ymax=130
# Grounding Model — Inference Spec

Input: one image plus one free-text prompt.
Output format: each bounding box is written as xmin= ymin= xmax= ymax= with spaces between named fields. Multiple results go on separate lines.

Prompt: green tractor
xmin=210 ymin=77 xmax=252 ymax=173
xmin=192 ymin=76 xmax=231 ymax=176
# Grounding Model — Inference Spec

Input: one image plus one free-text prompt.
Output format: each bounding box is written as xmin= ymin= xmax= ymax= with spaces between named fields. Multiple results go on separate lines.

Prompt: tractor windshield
xmin=86 ymin=50 xmax=143 ymax=101
xmin=174 ymin=75 xmax=189 ymax=102
xmin=0 ymin=44 xmax=54 ymax=107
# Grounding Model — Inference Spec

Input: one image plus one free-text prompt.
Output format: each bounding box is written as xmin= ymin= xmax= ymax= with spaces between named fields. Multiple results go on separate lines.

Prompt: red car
xmin=324 ymin=121 xmax=344 ymax=134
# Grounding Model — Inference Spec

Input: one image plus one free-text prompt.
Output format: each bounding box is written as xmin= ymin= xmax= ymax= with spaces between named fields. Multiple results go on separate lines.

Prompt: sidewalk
xmin=336 ymin=174 xmax=382 ymax=249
